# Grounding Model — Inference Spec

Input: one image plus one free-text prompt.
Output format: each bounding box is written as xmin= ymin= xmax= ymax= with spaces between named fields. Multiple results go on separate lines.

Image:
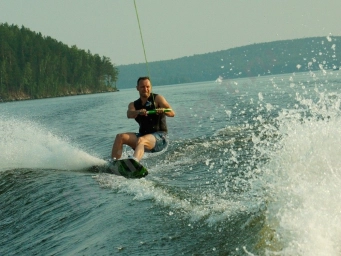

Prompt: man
xmin=111 ymin=76 xmax=175 ymax=162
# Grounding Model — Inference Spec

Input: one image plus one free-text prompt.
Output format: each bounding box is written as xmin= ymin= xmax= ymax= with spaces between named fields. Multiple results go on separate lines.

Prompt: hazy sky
xmin=1 ymin=0 xmax=340 ymax=65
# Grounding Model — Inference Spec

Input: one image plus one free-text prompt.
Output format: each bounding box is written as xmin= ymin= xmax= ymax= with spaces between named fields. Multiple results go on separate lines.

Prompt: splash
xmin=255 ymin=89 xmax=341 ymax=254
xmin=0 ymin=116 xmax=105 ymax=171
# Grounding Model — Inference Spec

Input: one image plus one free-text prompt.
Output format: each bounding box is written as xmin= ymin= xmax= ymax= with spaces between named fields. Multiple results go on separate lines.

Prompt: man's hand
xmin=138 ymin=109 xmax=147 ymax=116
xmin=155 ymin=108 xmax=165 ymax=115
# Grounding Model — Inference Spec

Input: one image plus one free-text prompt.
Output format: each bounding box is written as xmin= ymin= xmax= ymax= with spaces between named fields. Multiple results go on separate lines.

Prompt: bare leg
xmin=133 ymin=134 xmax=156 ymax=161
xmin=111 ymin=133 xmax=138 ymax=159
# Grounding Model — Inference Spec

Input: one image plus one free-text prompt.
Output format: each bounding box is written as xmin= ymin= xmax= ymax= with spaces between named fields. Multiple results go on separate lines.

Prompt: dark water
xmin=1 ymin=70 xmax=341 ymax=255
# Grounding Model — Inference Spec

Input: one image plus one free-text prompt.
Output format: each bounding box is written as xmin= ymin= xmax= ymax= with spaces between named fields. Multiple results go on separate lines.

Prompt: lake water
xmin=1 ymin=70 xmax=341 ymax=255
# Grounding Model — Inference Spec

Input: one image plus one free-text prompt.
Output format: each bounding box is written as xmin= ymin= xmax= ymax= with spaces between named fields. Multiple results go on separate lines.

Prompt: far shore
xmin=0 ymin=89 xmax=119 ymax=103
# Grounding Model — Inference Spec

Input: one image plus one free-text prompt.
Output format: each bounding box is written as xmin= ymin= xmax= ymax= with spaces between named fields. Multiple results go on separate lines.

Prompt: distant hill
xmin=117 ymin=36 xmax=341 ymax=89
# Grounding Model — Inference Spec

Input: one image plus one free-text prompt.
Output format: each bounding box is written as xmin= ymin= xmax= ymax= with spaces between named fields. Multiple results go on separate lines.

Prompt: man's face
xmin=137 ymin=79 xmax=151 ymax=98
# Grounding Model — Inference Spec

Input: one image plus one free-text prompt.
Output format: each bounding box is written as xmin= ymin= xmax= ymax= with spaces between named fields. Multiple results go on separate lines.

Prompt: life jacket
xmin=134 ymin=93 xmax=167 ymax=135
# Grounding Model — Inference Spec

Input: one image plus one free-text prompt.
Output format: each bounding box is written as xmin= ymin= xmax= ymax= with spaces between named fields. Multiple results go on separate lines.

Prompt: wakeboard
xmin=90 ymin=158 xmax=148 ymax=179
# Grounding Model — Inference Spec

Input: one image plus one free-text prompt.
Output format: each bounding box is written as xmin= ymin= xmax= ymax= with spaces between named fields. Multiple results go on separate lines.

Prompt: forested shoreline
xmin=0 ymin=23 xmax=118 ymax=102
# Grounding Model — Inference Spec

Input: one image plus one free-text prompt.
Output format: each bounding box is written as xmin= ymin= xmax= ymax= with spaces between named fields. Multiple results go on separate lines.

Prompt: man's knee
xmin=136 ymin=136 xmax=146 ymax=145
xmin=115 ymin=133 xmax=125 ymax=143
xmin=136 ymin=135 xmax=155 ymax=150
xmin=115 ymin=133 xmax=137 ymax=148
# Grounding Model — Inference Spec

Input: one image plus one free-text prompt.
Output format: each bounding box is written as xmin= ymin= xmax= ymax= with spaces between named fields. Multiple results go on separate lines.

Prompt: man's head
xmin=136 ymin=77 xmax=152 ymax=99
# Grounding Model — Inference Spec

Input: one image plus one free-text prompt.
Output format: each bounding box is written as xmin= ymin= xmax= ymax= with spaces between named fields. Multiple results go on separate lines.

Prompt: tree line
xmin=117 ymin=36 xmax=341 ymax=89
xmin=0 ymin=23 xmax=118 ymax=101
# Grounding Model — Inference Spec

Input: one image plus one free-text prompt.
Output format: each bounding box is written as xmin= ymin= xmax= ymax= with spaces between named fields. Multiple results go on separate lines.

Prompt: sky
xmin=1 ymin=0 xmax=340 ymax=66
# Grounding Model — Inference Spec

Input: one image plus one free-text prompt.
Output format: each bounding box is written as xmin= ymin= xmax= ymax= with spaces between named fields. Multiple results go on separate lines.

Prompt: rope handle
xmin=146 ymin=108 xmax=172 ymax=115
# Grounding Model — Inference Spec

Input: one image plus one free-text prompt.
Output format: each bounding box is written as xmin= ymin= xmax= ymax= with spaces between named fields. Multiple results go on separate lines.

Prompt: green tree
xmin=0 ymin=23 xmax=118 ymax=101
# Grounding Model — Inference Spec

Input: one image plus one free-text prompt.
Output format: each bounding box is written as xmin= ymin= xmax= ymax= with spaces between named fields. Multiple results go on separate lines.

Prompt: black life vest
xmin=134 ymin=93 xmax=167 ymax=135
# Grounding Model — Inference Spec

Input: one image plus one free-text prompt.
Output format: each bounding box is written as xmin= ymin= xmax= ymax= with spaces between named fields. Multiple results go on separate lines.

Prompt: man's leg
xmin=111 ymin=133 xmax=138 ymax=159
xmin=133 ymin=134 xmax=156 ymax=161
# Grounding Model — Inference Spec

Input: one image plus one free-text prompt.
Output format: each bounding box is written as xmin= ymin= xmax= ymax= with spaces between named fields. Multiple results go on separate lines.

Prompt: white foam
xmin=94 ymin=172 xmax=245 ymax=225
xmin=0 ymin=117 xmax=105 ymax=171
xmin=256 ymin=91 xmax=341 ymax=254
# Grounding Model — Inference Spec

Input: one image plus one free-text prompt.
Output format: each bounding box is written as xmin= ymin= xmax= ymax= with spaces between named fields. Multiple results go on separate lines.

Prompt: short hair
xmin=137 ymin=76 xmax=150 ymax=86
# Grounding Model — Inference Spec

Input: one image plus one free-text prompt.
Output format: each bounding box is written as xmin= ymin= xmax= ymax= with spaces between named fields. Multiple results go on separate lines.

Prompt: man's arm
xmin=155 ymin=95 xmax=175 ymax=117
xmin=127 ymin=102 xmax=141 ymax=118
